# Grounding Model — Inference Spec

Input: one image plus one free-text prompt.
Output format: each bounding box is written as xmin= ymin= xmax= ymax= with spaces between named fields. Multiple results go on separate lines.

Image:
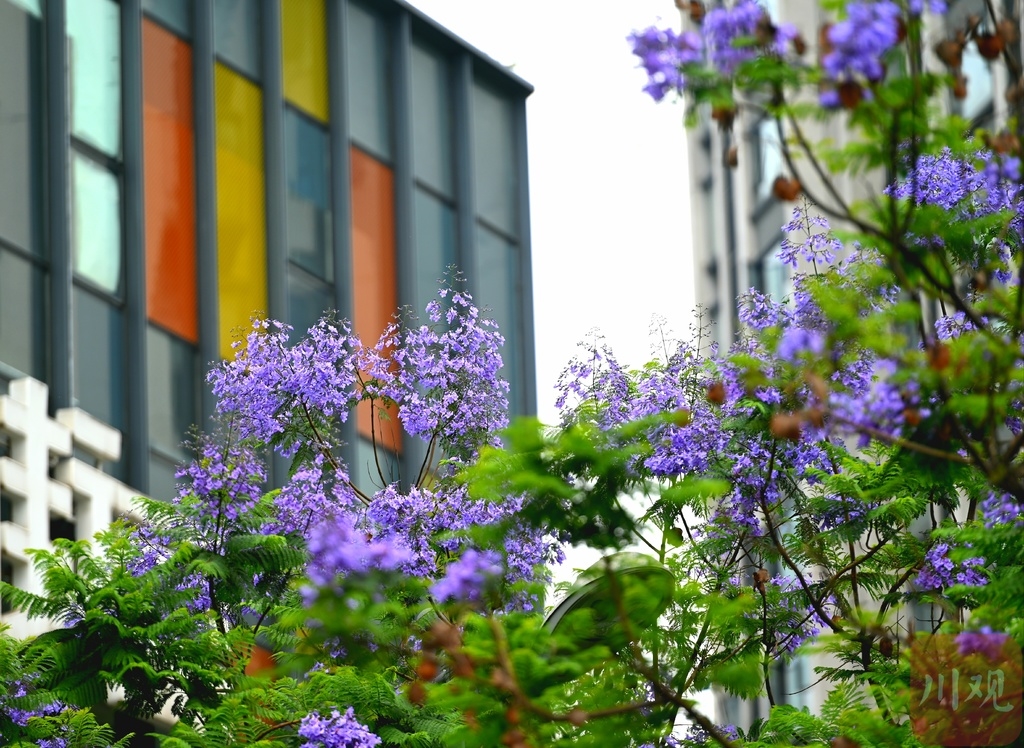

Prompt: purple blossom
xmin=777 ymin=327 xmax=825 ymax=362
xmin=387 ymin=291 xmax=510 ymax=460
xmin=306 ymin=514 xmax=412 ymax=587
xmin=980 ymin=492 xmax=1024 ymax=529
xmin=779 ymin=205 xmax=841 ymax=268
xmin=298 ymin=708 xmax=381 ymax=748
xmin=907 ymin=0 xmax=947 ymax=14
xmin=174 ymin=436 xmax=266 ymax=523
xmin=701 ymin=0 xmax=797 ymax=77
xmin=629 ymin=26 xmax=704 ymax=101
xmin=956 ymin=626 xmax=1011 ymax=660
xmin=703 ymin=0 xmax=768 ymax=75
xmin=916 ymin=542 xmax=987 ymax=589
xmin=822 ymin=2 xmax=902 ymax=84
xmin=430 ymin=549 xmax=504 ymax=604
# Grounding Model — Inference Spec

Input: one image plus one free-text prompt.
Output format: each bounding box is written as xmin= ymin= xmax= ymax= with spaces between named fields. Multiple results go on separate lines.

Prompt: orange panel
xmin=350 ymin=147 xmax=401 ymax=451
xmin=143 ymin=20 xmax=197 ymax=342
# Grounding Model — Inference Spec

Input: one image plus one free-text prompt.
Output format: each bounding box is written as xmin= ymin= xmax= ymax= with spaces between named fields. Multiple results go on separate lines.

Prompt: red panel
xmin=143 ymin=20 xmax=197 ymax=343
xmin=350 ymin=147 xmax=401 ymax=452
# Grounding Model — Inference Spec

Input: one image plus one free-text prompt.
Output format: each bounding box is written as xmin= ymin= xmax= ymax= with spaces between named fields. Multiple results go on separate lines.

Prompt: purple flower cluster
xmin=174 ymin=436 xmax=266 ymax=523
xmin=629 ymin=26 xmax=704 ymax=101
xmin=387 ymin=292 xmax=510 ymax=460
xmin=822 ymin=1 xmax=901 ymax=85
xmin=980 ymin=492 xmax=1024 ymax=529
xmin=779 ymin=204 xmax=841 ymax=268
xmin=956 ymin=626 xmax=1010 ymax=660
xmin=916 ymin=542 xmax=987 ymax=589
xmin=298 ymin=708 xmax=381 ymax=748
xmin=704 ymin=0 xmax=794 ymax=75
xmin=209 ymin=318 xmax=361 ymax=453
xmin=680 ymin=722 xmax=740 ymax=746
xmin=430 ymin=549 xmax=504 ymax=603
xmin=777 ymin=327 xmax=826 ymax=362
xmin=306 ymin=514 xmax=412 ymax=585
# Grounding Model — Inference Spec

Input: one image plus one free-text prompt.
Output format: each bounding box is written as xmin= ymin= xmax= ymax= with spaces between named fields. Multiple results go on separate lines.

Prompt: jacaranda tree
xmin=1 ymin=0 xmax=1022 ymax=746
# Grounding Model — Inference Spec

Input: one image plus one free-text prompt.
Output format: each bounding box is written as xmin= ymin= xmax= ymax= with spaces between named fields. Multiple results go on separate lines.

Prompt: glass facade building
xmin=0 ymin=0 xmax=536 ymax=500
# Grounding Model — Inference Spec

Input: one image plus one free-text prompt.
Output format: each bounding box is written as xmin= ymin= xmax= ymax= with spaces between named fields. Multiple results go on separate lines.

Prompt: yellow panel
xmin=281 ymin=0 xmax=329 ymax=122
xmin=215 ymin=63 xmax=268 ymax=359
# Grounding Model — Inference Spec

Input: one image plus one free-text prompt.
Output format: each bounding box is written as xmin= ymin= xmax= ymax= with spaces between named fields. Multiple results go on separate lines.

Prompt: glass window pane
xmin=146 ymin=325 xmax=199 ymax=460
xmin=411 ymin=43 xmax=453 ymax=197
xmin=350 ymin=147 xmax=400 ymax=449
xmin=281 ymin=0 xmax=328 ymax=122
xmin=412 ymin=189 xmax=456 ymax=315
xmin=149 ymin=452 xmax=180 ymax=500
xmin=144 ymin=19 xmax=197 ymax=342
xmin=961 ymin=46 xmax=992 ymax=120
xmin=68 ymin=0 xmax=121 ymax=157
xmin=0 ymin=250 xmax=47 ymax=380
xmin=214 ymin=0 xmax=261 ymax=80
xmin=757 ymin=118 xmax=782 ymax=202
xmin=73 ymin=286 xmax=126 ymax=431
xmin=142 ymin=0 xmax=191 ymax=38
xmin=472 ymin=83 xmax=518 ymax=236
xmin=0 ymin=1 xmax=44 ymax=256
xmin=287 ymin=269 xmax=333 ymax=337
xmin=347 ymin=3 xmax=392 ymax=160
xmin=759 ymin=244 xmax=791 ymax=301
xmin=286 ymin=109 xmax=332 ymax=281
xmin=473 ymin=225 xmax=520 ymax=415
xmin=215 ymin=63 xmax=268 ymax=358
xmin=72 ymin=153 xmax=122 ymax=294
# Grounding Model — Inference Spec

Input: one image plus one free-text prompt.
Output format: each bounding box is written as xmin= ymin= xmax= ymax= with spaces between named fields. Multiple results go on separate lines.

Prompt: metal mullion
xmin=392 ymin=8 xmax=422 ymax=490
xmin=260 ymin=0 xmax=288 ymax=489
xmin=452 ymin=52 xmax=476 ymax=285
xmin=46 ymin=0 xmax=72 ymax=411
xmin=122 ymin=0 xmax=148 ymax=491
xmin=193 ymin=0 xmax=218 ymax=424
xmin=329 ymin=0 xmax=358 ymax=476
xmin=512 ymin=94 xmax=536 ymax=417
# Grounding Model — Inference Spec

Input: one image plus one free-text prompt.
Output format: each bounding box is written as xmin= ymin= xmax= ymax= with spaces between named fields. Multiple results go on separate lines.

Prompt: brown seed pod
xmin=707 ymin=381 xmax=726 ymax=404
xmin=688 ymin=0 xmax=706 ymax=23
xmin=500 ymin=729 xmax=527 ymax=748
xmin=726 ymin=144 xmax=739 ymax=168
xmin=879 ymin=637 xmax=894 ymax=658
xmin=772 ymin=175 xmax=802 ymax=201
xmin=837 ymin=80 xmax=864 ymax=109
xmin=805 ymin=372 xmax=829 ymax=401
xmin=927 ymin=341 xmax=951 ymax=371
xmin=711 ymin=105 xmax=736 ymax=130
xmin=934 ymin=38 xmax=964 ymax=68
xmin=985 ymin=130 xmax=1020 ymax=155
xmin=505 ymin=706 xmax=521 ymax=725
xmin=805 ymin=408 xmax=825 ymax=428
xmin=952 ymin=74 xmax=968 ymax=100
xmin=756 ymin=14 xmax=778 ymax=46
xmin=818 ymin=23 xmax=834 ymax=60
xmin=754 ymin=568 xmax=771 ymax=584
xmin=452 ymin=652 xmax=475 ymax=678
xmin=903 ymin=408 xmax=922 ymax=427
xmin=975 ymin=32 xmax=1005 ymax=59
xmin=832 ymin=737 xmax=861 ymax=748
xmin=408 ymin=681 xmax=427 ymax=706
xmin=997 ymin=18 xmax=1019 ymax=44
xmin=416 ymin=657 xmax=439 ymax=681
xmin=770 ymin=412 xmax=802 ymax=440
xmin=465 ymin=709 xmax=480 ymax=731
xmin=491 ymin=667 xmax=515 ymax=690
xmin=793 ymin=33 xmax=807 ymax=55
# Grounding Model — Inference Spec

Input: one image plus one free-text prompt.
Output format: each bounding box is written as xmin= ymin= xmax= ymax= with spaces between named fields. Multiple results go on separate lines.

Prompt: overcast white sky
xmin=407 ymin=0 xmax=697 ymax=425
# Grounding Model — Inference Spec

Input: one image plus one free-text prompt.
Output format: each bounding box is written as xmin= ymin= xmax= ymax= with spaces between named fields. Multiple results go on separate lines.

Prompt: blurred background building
xmin=0 ymin=0 xmax=535 ymax=634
